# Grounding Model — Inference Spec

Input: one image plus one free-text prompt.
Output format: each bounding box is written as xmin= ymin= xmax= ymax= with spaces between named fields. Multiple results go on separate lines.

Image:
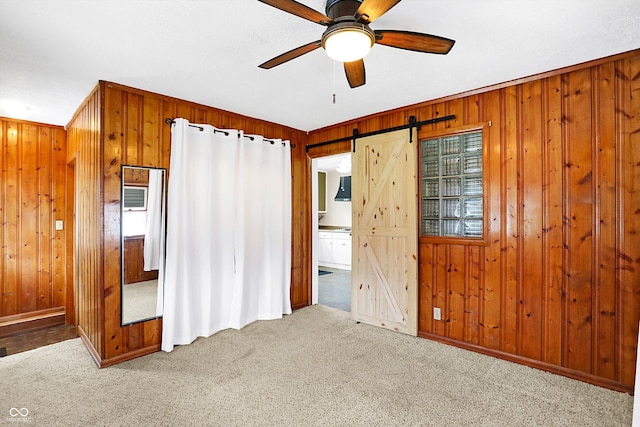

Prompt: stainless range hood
xmin=334 ymin=176 xmax=351 ymax=202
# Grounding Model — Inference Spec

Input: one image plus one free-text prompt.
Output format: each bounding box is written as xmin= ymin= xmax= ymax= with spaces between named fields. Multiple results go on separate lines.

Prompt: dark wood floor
xmin=0 ymin=325 xmax=77 ymax=357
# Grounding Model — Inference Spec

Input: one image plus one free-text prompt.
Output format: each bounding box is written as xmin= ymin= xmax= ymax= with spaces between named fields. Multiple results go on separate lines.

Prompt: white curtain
xmin=161 ymin=119 xmax=292 ymax=352
xmin=143 ymin=169 xmax=163 ymax=271
xmin=231 ymin=134 xmax=292 ymax=327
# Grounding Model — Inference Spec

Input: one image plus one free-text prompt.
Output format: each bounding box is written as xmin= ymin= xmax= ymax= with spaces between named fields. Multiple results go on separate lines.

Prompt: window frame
xmin=123 ymin=185 xmax=148 ymax=211
xmin=417 ymin=123 xmax=490 ymax=246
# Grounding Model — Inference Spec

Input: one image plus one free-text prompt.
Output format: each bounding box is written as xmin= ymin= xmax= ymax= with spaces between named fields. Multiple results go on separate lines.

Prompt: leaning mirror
xmin=121 ymin=165 xmax=166 ymax=325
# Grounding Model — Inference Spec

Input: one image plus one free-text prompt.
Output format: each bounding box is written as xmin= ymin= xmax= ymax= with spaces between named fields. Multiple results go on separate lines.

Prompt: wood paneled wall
xmin=66 ymin=87 xmax=104 ymax=361
xmin=0 ymin=118 xmax=71 ymax=337
xmin=308 ymin=50 xmax=640 ymax=392
xmin=123 ymin=236 xmax=158 ymax=285
xmin=68 ymin=81 xmax=310 ymax=366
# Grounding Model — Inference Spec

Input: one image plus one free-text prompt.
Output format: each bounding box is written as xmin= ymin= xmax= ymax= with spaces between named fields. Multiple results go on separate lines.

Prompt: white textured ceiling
xmin=1 ymin=0 xmax=639 ymax=132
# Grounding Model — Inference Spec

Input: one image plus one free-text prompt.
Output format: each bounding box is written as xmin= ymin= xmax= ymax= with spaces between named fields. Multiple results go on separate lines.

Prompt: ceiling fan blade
xmin=257 ymin=0 xmax=331 ymax=25
xmin=355 ymin=0 xmax=401 ymax=24
xmin=375 ymin=30 xmax=455 ymax=54
xmin=259 ymin=41 xmax=322 ymax=69
xmin=344 ymin=59 xmax=366 ymax=88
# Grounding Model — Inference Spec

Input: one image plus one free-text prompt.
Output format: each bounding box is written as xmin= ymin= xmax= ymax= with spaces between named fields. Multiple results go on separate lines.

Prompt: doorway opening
xmin=66 ymin=161 xmax=77 ymax=327
xmin=312 ymin=153 xmax=352 ymax=312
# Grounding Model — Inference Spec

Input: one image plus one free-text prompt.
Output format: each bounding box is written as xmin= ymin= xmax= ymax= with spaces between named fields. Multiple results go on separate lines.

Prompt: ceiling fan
xmin=257 ymin=0 xmax=455 ymax=88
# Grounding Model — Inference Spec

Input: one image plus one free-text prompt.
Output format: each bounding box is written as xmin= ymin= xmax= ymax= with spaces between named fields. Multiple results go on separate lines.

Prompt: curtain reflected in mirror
xmin=121 ymin=165 xmax=166 ymax=325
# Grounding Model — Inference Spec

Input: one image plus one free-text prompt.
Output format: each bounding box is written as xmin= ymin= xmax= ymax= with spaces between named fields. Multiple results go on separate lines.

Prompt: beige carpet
xmin=122 ymin=279 xmax=159 ymax=324
xmin=0 ymin=305 xmax=633 ymax=426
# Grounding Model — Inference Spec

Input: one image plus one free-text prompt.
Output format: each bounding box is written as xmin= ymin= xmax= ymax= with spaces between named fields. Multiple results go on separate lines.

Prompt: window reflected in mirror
xmin=121 ymin=165 xmax=166 ymax=325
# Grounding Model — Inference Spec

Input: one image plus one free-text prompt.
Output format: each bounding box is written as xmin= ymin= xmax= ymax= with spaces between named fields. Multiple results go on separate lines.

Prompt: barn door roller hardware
xmin=306 ymin=114 xmax=456 ymax=152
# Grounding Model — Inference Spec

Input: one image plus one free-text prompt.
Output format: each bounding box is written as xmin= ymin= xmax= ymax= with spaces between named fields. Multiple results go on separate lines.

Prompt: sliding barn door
xmin=351 ymin=129 xmax=418 ymax=335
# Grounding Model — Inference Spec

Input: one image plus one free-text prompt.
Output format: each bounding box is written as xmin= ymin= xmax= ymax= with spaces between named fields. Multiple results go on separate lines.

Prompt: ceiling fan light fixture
xmin=336 ymin=158 xmax=351 ymax=173
xmin=322 ymin=24 xmax=375 ymax=63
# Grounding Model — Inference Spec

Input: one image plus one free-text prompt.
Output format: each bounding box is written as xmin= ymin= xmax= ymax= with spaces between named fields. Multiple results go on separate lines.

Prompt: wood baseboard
xmin=99 ymin=345 xmax=161 ymax=368
xmin=418 ymin=331 xmax=634 ymax=395
xmin=77 ymin=324 xmax=160 ymax=368
xmin=0 ymin=307 xmax=66 ymax=338
xmin=291 ymin=302 xmax=309 ymax=310
xmin=77 ymin=325 xmax=102 ymax=367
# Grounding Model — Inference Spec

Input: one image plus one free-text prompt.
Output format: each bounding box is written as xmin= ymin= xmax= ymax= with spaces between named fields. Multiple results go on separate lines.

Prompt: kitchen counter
xmin=319 ymin=226 xmax=351 ymax=233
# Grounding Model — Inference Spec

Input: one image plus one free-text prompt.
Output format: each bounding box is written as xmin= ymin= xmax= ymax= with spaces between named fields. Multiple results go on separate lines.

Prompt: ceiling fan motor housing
xmin=321 ymin=20 xmax=375 ymax=50
xmin=325 ymin=0 xmax=362 ymax=19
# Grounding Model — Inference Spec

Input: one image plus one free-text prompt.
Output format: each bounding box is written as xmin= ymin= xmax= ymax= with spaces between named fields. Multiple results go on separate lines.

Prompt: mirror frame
xmin=120 ymin=164 xmax=167 ymax=326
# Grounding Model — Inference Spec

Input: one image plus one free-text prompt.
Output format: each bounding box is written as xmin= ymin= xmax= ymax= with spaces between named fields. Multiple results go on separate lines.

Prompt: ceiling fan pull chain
xmin=332 ymin=60 xmax=337 ymax=104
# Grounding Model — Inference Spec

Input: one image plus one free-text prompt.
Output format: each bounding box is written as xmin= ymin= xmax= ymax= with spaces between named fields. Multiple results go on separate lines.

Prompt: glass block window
xmin=420 ymin=131 xmax=483 ymax=238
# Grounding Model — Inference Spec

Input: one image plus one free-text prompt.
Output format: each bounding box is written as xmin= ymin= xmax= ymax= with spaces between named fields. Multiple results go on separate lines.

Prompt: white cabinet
xmin=318 ymin=231 xmax=333 ymax=265
xmin=332 ymin=233 xmax=351 ymax=267
xmin=318 ymin=230 xmax=351 ymax=270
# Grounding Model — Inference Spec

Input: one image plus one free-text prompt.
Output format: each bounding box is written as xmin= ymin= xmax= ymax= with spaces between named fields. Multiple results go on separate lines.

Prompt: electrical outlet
xmin=433 ymin=307 xmax=441 ymax=321
xmin=55 ymin=220 xmax=63 ymax=231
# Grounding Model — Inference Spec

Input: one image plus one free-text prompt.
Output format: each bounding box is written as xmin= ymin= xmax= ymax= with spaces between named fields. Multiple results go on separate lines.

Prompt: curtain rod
xmin=164 ymin=118 xmax=296 ymax=148
xmin=242 ymin=134 xmax=295 ymax=148
xmin=306 ymin=115 xmax=456 ymax=152
xmin=164 ymin=118 xmax=227 ymax=135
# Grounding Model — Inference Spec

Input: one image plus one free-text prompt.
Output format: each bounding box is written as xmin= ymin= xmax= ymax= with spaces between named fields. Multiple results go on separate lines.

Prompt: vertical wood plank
xmin=124 ymin=322 xmax=142 ymax=351
xmin=593 ymin=61 xmax=617 ymax=379
xmin=464 ymin=95 xmax=481 ymax=344
xmin=52 ymin=128 xmax=67 ymax=310
xmin=445 ymin=99 xmax=464 ymax=129
xmin=465 ymin=95 xmax=480 ymax=125
xmin=142 ymin=97 xmax=160 ymax=167
xmin=448 ymin=245 xmax=466 ymax=341
xmin=0 ymin=122 xmax=4 ymax=314
xmin=103 ymin=85 xmax=125 ymax=359
xmin=125 ymin=92 xmax=142 ymax=165
xmin=290 ymin=138 xmax=310 ymax=308
xmin=520 ymin=80 xmax=544 ymax=360
xmin=564 ymin=68 xmax=594 ymax=373
xmin=465 ymin=246 xmax=481 ymax=344
xmin=143 ymin=318 xmax=161 ymax=347
xmin=64 ymin=163 xmax=75 ymax=324
xmin=175 ymin=104 xmax=193 ymax=123
xmin=161 ymin=100 xmax=176 ymax=169
xmin=502 ymin=86 xmax=519 ymax=355
xmin=433 ymin=244 xmax=447 ymax=336
xmin=418 ymin=243 xmax=434 ymax=334
xmin=37 ymin=126 xmax=52 ymax=311
xmin=619 ymin=55 xmax=640 ymax=385
xmin=543 ymin=74 xmax=565 ymax=366
xmin=480 ymin=90 xmax=502 ymax=350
